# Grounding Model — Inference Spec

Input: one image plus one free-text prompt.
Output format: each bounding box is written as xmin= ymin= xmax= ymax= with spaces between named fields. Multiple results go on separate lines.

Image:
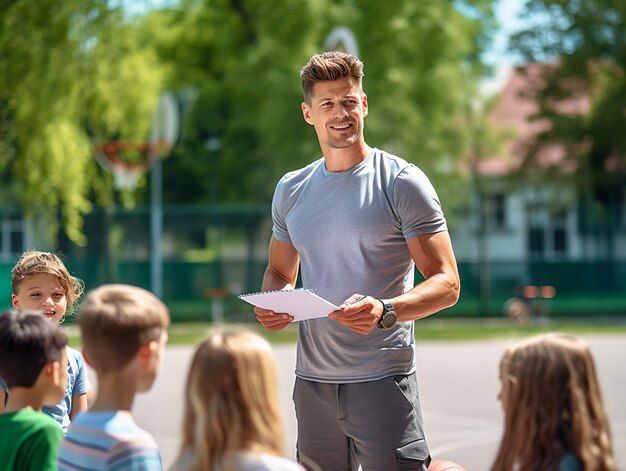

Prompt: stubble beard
xmin=327 ymin=121 xmax=362 ymax=149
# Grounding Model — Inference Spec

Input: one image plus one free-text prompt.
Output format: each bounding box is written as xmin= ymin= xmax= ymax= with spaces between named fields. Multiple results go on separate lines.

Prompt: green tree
xmin=509 ymin=0 xmax=626 ymax=252
xmin=153 ymin=0 xmax=496 ymax=210
xmin=0 ymin=0 xmax=165 ymax=245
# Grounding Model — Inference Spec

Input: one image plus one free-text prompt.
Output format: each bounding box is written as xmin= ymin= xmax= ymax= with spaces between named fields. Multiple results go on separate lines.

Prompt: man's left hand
xmin=329 ymin=294 xmax=382 ymax=335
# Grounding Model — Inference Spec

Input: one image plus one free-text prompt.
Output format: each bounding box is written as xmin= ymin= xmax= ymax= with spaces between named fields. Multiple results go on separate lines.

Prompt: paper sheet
xmin=238 ymin=288 xmax=339 ymax=321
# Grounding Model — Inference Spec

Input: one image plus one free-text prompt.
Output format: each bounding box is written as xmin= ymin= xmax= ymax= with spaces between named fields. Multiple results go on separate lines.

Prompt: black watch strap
xmin=377 ymin=299 xmax=397 ymax=330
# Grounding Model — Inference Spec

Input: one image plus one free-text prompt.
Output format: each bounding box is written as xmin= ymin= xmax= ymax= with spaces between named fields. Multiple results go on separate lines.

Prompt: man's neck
xmin=322 ymin=141 xmax=371 ymax=172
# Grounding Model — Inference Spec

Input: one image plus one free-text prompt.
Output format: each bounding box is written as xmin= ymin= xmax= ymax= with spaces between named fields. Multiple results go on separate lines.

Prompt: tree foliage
xmin=510 ymin=0 xmax=626 ymax=209
xmin=0 ymin=0 xmax=165 ymax=245
xmin=153 ymin=0 xmax=496 ymax=210
xmin=1 ymin=0 xmax=496 ymax=244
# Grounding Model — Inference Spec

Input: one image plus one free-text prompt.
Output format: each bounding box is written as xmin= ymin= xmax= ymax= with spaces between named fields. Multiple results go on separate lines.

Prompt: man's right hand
xmin=254 ymin=306 xmax=294 ymax=332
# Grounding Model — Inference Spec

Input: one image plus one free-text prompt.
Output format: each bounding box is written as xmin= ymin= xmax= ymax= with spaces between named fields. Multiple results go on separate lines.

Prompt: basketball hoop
xmin=95 ymin=140 xmax=166 ymax=190
xmin=94 ymin=92 xmax=180 ymax=191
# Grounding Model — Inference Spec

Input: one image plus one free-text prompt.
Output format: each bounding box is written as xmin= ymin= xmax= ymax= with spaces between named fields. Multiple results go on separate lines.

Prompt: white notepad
xmin=238 ymin=288 xmax=339 ymax=321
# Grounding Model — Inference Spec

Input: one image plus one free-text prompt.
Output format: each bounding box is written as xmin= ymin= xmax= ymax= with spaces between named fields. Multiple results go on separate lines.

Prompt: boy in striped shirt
xmin=58 ymin=284 xmax=170 ymax=471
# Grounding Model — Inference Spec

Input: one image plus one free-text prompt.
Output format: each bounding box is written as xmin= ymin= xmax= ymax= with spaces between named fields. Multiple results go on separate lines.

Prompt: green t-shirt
xmin=0 ymin=409 xmax=63 ymax=471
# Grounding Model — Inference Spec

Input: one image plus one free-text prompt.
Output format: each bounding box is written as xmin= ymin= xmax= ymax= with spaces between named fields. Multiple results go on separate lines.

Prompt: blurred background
xmin=1 ymin=0 xmax=625 ymax=323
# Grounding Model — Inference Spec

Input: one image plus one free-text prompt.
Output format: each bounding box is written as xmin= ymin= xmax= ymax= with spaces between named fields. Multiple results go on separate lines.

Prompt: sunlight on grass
xmin=67 ymin=317 xmax=626 ymax=348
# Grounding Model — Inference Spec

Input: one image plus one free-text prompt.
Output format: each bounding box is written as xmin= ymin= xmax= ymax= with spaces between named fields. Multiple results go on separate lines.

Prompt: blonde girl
xmin=491 ymin=333 xmax=616 ymax=471
xmin=171 ymin=328 xmax=303 ymax=471
xmin=0 ymin=251 xmax=89 ymax=433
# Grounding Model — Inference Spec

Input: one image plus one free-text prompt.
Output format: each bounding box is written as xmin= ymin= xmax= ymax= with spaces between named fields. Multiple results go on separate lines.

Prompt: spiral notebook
xmin=238 ymin=288 xmax=339 ymax=321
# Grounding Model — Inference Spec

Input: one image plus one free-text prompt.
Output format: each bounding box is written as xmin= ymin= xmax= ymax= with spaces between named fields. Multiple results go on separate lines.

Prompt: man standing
xmin=255 ymin=51 xmax=460 ymax=471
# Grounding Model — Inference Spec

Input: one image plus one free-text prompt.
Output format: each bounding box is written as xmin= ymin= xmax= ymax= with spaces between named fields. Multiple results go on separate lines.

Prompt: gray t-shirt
xmin=272 ymin=147 xmax=447 ymax=382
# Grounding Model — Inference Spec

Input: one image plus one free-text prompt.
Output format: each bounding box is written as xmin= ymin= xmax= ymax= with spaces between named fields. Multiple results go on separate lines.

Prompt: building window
xmin=527 ymin=207 xmax=568 ymax=260
xmin=552 ymin=212 xmax=567 ymax=255
xmin=485 ymin=193 xmax=506 ymax=229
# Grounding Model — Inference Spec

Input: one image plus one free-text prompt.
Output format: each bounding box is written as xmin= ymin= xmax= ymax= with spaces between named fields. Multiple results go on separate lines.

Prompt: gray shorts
xmin=293 ymin=373 xmax=431 ymax=471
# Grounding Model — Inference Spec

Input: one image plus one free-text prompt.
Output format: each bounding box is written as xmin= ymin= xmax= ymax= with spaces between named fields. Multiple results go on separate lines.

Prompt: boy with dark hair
xmin=58 ymin=284 xmax=170 ymax=471
xmin=0 ymin=309 xmax=69 ymax=471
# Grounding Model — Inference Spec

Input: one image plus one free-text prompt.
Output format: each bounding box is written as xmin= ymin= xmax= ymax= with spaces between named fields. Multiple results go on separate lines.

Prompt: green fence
xmin=2 ymin=258 xmax=625 ymax=322
xmin=1 ymin=205 xmax=624 ymax=321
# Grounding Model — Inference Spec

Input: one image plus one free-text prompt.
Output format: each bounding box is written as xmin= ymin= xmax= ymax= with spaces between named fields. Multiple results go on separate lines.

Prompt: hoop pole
xmin=150 ymin=154 xmax=163 ymax=299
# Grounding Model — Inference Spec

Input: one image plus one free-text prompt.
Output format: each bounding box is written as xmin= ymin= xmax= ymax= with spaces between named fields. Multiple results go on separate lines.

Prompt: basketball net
xmin=95 ymin=140 xmax=171 ymax=190
xmin=94 ymin=92 xmax=180 ymax=191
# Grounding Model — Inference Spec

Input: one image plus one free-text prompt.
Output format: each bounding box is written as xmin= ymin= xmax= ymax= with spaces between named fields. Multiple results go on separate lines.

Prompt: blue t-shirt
xmin=58 ymin=410 xmax=164 ymax=471
xmin=0 ymin=346 xmax=89 ymax=433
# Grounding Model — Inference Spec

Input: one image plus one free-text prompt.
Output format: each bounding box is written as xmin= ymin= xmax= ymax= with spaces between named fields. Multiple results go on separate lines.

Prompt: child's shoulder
xmin=1 ymin=408 xmax=62 ymax=434
xmin=66 ymin=346 xmax=87 ymax=371
xmin=72 ymin=410 xmax=152 ymax=438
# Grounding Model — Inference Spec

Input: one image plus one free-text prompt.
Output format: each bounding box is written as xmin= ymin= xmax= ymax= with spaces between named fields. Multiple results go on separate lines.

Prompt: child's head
xmin=178 ymin=329 xmax=283 ymax=470
xmin=11 ymin=251 xmax=84 ymax=323
xmin=77 ymin=284 xmax=169 ymax=390
xmin=0 ymin=309 xmax=68 ymax=406
xmin=493 ymin=333 xmax=615 ymax=471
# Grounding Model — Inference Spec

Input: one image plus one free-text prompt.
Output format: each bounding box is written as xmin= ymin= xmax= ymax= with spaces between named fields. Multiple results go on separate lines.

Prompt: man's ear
xmin=362 ymin=94 xmax=368 ymax=118
xmin=302 ymin=102 xmax=314 ymax=125
xmin=11 ymin=293 xmax=19 ymax=309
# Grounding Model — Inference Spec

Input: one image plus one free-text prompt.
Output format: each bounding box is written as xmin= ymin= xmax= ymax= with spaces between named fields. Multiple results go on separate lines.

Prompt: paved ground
xmin=110 ymin=334 xmax=626 ymax=470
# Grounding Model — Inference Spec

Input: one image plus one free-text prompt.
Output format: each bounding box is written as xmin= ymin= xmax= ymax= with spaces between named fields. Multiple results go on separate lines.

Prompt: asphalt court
xmin=113 ymin=334 xmax=626 ymax=470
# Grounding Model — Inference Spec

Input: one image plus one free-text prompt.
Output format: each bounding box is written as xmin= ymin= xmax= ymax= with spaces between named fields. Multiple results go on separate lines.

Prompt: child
xmin=0 ymin=310 xmax=69 ymax=470
xmin=57 ymin=283 xmax=170 ymax=471
xmin=491 ymin=333 xmax=617 ymax=471
xmin=0 ymin=251 xmax=89 ymax=433
xmin=171 ymin=328 xmax=304 ymax=471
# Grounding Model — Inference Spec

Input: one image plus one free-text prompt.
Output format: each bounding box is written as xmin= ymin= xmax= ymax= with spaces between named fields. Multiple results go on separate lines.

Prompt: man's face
xmin=302 ymin=76 xmax=368 ymax=150
xmin=12 ymin=273 xmax=68 ymax=323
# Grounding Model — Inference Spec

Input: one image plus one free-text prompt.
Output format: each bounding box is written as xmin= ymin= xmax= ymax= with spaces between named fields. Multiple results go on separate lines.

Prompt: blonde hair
xmin=173 ymin=328 xmax=284 ymax=471
xmin=78 ymin=284 xmax=170 ymax=373
xmin=491 ymin=333 xmax=616 ymax=471
xmin=11 ymin=250 xmax=84 ymax=317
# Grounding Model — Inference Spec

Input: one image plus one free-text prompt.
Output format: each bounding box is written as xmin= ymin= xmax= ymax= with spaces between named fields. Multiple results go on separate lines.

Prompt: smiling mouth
xmin=43 ymin=310 xmax=56 ymax=317
xmin=330 ymin=123 xmax=353 ymax=131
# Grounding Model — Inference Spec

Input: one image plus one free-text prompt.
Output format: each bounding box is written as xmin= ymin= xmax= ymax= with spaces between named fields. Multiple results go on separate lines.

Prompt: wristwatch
xmin=377 ymin=299 xmax=397 ymax=330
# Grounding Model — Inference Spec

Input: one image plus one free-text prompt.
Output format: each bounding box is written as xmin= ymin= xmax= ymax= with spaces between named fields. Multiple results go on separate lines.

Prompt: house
xmin=450 ymin=64 xmax=626 ymax=313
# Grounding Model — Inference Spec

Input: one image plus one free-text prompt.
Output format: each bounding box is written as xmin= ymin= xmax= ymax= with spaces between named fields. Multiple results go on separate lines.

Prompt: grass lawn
xmin=67 ymin=316 xmax=626 ymax=348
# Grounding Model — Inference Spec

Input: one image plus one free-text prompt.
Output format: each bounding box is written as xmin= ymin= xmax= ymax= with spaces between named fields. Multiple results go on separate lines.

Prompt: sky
xmin=481 ymin=0 xmax=527 ymax=95
xmin=486 ymin=0 xmax=527 ymax=68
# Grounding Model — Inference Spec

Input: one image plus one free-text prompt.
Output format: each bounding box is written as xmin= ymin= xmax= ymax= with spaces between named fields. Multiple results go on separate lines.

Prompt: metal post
xmin=150 ymin=157 xmax=163 ymax=298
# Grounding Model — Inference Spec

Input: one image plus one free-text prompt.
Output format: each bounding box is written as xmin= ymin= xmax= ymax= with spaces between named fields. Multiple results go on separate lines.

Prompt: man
xmin=255 ymin=51 xmax=460 ymax=471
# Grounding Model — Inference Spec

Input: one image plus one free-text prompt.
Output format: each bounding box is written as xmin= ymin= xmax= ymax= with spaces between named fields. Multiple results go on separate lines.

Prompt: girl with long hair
xmin=491 ymin=333 xmax=617 ymax=471
xmin=171 ymin=328 xmax=304 ymax=471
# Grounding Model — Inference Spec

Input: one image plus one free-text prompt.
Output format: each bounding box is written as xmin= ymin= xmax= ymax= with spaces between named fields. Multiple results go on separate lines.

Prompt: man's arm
xmin=254 ymin=236 xmax=300 ymax=332
xmin=395 ymin=230 xmax=460 ymax=320
xmin=331 ymin=231 xmax=460 ymax=334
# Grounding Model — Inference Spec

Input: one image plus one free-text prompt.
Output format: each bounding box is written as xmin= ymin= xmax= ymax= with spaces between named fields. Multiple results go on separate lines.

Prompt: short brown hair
xmin=78 ymin=284 xmax=170 ymax=373
xmin=11 ymin=251 xmax=84 ymax=313
xmin=300 ymin=51 xmax=364 ymax=103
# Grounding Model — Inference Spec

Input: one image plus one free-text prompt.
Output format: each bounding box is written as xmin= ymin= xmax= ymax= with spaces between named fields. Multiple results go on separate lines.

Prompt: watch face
xmin=380 ymin=312 xmax=397 ymax=329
